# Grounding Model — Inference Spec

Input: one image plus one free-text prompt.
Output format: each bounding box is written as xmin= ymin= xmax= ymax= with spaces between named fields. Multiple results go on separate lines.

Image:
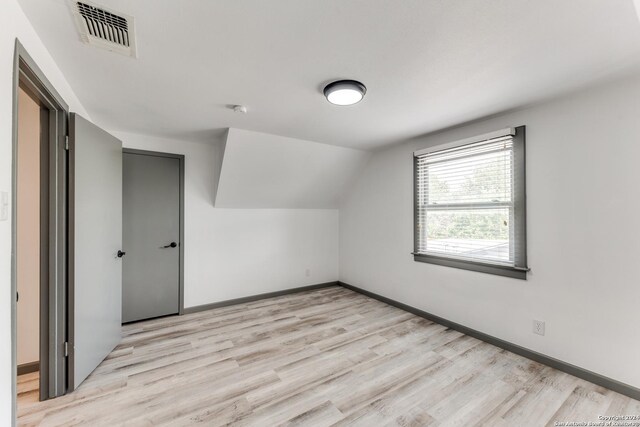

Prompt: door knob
xmin=162 ymin=242 xmax=177 ymax=249
xmin=117 ymin=250 xmax=126 ymax=258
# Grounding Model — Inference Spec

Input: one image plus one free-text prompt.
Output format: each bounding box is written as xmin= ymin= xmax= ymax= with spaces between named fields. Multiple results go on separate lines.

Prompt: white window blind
xmin=414 ymin=127 xmax=527 ymax=277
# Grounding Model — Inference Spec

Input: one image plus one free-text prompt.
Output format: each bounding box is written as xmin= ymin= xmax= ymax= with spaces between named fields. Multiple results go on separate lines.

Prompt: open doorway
xmin=15 ymin=84 xmax=43 ymax=407
xmin=12 ymin=40 xmax=128 ymax=426
xmin=11 ymin=40 xmax=69 ymax=422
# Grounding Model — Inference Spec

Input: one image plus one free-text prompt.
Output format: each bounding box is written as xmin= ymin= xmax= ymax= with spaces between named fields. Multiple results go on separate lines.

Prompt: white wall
xmin=113 ymin=132 xmax=339 ymax=308
xmin=339 ymin=73 xmax=640 ymax=389
xmin=216 ymin=129 xmax=371 ymax=208
xmin=1 ymin=0 xmax=90 ymax=422
xmin=16 ymin=88 xmax=40 ymax=366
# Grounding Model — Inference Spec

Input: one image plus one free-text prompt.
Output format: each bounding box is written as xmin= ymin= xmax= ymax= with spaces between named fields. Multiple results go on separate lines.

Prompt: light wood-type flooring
xmin=17 ymin=286 xmax=640 ymax=426
xmin=17 ymin=371 xmax=40 ymax=408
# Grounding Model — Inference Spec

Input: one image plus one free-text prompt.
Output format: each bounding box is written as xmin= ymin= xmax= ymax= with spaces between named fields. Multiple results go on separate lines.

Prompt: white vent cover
xmin=70 ymin=1 xmax=137 ymax=57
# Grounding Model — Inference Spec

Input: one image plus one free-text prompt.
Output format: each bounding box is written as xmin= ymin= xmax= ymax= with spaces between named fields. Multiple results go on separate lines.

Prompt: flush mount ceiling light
xmin=323 ymin=80 xmax=366 ymax=106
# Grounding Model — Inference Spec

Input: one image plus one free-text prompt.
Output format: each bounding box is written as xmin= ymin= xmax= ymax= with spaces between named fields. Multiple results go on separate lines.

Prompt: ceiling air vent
xmin=70 ymin=1 xmax=137 ymax=57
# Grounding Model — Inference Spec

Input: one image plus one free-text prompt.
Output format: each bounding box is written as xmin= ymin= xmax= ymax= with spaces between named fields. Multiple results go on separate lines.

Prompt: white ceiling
xmin=17 ymin=0 xmax=640 ymax=150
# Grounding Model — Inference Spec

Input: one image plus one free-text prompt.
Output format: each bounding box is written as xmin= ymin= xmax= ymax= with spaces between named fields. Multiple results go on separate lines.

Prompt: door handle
xmin=117 ymin=250 xmax=126 ymax=258
xmin=161 ymin=242 xmax=177 ymax=249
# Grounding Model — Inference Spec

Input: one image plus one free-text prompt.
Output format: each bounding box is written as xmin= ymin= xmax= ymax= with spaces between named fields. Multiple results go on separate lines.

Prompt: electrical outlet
xmin=0 ymin=191 xmax=8 ymax=221
xmin=305 ymin=268 xmax=311 ymax=277
xmin=533 ymin=320 xmax=545 ymax=336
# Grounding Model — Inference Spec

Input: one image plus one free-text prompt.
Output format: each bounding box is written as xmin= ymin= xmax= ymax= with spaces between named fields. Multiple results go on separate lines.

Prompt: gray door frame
xmin=122 ymin=148 xmax=185 ymax=316
xmin=11 ymin=39 xmax=70 ymax=423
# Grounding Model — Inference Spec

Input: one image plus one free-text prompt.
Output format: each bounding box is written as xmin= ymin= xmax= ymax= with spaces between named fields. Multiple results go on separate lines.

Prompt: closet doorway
xmin=122 ymin=149 xmax=184 ymax=323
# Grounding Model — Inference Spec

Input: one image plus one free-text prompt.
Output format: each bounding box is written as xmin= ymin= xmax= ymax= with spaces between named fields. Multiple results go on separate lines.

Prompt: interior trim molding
xmin=338 ymin=281 xmax=640 ymax=401
xmin=182 ymin=282 xmax=338 ymax=314
xmin=17 ymin=361 xmax=40 ymax=376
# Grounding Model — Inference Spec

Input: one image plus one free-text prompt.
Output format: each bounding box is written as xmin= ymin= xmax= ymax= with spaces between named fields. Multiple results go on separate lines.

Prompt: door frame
xmin=122 ymin=148 xmax=186 ymax=315
xmin=11 ymin=39 xmax=70 ymax=420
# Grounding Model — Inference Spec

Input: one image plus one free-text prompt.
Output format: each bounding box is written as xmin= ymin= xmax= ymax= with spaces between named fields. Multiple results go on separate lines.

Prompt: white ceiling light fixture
xmin=232 ymin=105 xmax=247 ymax=113
xmin=323 ymin=80 xmax=367 ymax=106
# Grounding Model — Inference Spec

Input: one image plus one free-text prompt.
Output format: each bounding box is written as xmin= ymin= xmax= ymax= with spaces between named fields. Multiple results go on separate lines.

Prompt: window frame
xmin=413 ymin=126 xmax=528 ymax=280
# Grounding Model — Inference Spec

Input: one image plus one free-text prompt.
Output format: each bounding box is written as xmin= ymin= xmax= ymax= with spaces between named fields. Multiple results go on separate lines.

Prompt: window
xmin=413 ymin=126 xmax=528 ymax=279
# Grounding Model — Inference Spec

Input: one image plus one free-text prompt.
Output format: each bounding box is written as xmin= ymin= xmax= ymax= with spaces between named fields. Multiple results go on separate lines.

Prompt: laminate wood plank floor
xmin=17 ymin=372 xmax=40 ymax=407
xmin=17 ymin=286 xmax=640 ymax=426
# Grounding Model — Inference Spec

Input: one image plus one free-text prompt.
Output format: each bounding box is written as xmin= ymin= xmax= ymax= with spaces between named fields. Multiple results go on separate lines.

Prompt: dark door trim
xmin=11 ymin=39 xmax=70 ymax=423
xmin=122 ymin=148 xmax=185 ymax=315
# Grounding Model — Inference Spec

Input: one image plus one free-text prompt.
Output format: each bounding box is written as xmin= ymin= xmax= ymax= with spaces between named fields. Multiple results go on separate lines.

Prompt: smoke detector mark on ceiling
xmin=70 ymin=1 xmax=137 ymax=58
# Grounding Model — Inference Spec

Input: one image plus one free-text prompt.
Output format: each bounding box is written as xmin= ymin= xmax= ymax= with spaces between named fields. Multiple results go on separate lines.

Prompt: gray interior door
xmin=122 ymin=151 xmax=180 ymax=323
xmin=69 ymin=113 xmax=122 ymax=390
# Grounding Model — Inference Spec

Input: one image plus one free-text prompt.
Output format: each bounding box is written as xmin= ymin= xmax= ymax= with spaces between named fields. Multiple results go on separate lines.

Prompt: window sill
xmin=413 ymin=253 xmax=528 ymax=280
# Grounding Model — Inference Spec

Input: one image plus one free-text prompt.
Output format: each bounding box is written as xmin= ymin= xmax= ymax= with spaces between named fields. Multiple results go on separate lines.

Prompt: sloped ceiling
xmin=16 ymin=0 xmax=640 ymax=150
xmin=215 ymin=129 xmax=370 ymax=208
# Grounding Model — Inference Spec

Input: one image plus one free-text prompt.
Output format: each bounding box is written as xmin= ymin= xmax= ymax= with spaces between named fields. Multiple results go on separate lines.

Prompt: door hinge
xmin=64 ymin=342 xmax=69 ymax=357
xmin=65 ymin=136 xmax=69 ymax=151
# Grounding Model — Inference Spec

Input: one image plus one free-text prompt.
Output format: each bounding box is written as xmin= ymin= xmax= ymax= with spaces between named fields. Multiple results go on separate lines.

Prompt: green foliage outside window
xmin=427 ymin=158 xmax=511 ymax=241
